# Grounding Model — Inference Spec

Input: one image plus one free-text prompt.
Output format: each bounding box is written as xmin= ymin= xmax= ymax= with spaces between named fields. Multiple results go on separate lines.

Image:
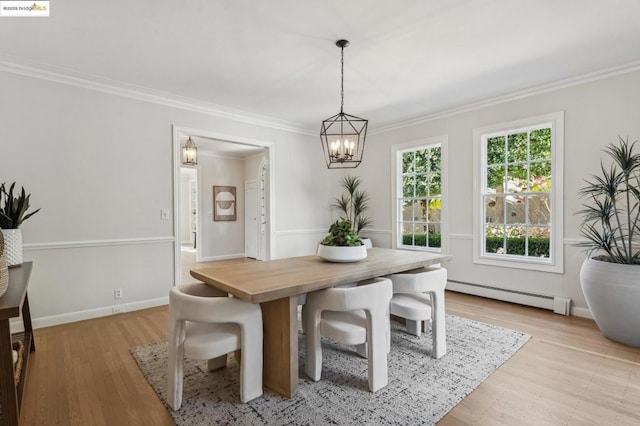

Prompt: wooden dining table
xmin=190 ymin=247 xmax=451 ymax=398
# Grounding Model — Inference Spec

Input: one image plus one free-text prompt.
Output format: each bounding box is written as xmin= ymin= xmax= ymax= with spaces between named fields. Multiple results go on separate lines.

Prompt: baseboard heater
xmin=446 ymin=279 xmax=571 ymax=315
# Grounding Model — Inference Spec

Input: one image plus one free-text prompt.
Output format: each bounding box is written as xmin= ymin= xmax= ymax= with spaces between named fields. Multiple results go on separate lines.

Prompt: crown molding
xmin=370 ymin=60 xmax=640 ymax=135
xmin=4 ymin=54 xmax=640 ymax=138
xmin=0 ymin=55 xmax=316 ymax=136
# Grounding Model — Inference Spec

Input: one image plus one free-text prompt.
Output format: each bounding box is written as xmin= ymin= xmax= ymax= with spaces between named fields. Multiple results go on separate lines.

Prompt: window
xmin=473 ymin=112 xmax=564 ymax=272
xmin=393 ymin=136 xmax=447 ymax=252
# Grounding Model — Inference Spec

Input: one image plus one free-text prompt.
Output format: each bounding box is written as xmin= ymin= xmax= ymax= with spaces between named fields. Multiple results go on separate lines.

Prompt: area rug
xmin=131 ymin=315 xmax=530 ymax=425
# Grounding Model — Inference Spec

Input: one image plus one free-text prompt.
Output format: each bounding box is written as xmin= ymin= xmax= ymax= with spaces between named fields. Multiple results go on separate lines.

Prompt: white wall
xmin=272 ymin=131 xmax=339 ymax=258
xmin=0 ymin=69 xmax=330 ymax=328
xmin=358 ymin=69 xmax=640 ymax=314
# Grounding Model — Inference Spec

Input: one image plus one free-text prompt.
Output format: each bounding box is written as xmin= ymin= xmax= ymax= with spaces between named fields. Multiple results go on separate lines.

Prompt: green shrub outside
xmin=402 ymin=234 xmax=441 ymax=248
xmin=402 ymin=234 xmax=549 ymax=257
xmin=485 ymin=236 xmax=550 ymax=257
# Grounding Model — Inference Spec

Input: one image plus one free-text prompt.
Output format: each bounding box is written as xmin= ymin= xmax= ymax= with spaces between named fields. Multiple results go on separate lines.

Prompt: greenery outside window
xmin=473 ymin=112 xmax=564 ymax=273
xmin=393 ymin=136 xmax=447 ymax=252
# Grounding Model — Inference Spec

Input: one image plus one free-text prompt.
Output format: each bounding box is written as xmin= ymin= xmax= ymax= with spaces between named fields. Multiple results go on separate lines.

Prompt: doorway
xmin=171 ymin=126 xmax=275 ymax=286
xmin=179 ymin=167 xmax=199 ymax=284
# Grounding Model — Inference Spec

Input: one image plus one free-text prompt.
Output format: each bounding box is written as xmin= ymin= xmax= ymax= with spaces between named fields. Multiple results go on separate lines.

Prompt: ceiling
xmin=2 ymin=1 xmax=640 ymax=133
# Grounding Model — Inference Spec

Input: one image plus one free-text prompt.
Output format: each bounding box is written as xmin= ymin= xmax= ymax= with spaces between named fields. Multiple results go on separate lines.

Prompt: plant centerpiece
xmin=332 ymin=174 xmax=373 ymax=247
xmin=317 ymin=219 xmax=367 ymax=263
xmin=576 ymin=137 xmax=640 ymax=347
xmin=0 ymin=182 xmax=41 ymax=267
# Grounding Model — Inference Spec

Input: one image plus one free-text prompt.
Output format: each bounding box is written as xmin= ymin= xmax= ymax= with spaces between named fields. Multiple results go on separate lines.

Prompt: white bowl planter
xmin=317 ymin=244 xmax=367 ymax=263
xmin=580 ymin=257 xmax=640 ymax=347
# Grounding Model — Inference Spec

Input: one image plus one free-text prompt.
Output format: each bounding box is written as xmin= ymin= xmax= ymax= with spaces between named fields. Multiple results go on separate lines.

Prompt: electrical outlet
xmin=160 ymin=209 xmax=169 ymax=220
xmin=112 ymin=306 xmax=125 ymax=314
xmin=114 ymin=288 xmax=123 ymax=299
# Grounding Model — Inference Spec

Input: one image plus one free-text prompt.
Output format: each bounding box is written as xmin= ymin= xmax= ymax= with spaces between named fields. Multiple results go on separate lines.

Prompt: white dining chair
xmin=387 ymin=266 xmax=447 ymax=358
xmin=303 ymin=277 xmax=393 ymax=392
xmin=167 ymin=283 xmax=263 ymax=409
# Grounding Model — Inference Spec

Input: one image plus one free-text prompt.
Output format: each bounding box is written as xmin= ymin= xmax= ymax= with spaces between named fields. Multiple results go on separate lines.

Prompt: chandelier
xmin=320 ymin=39 xmax=368 ymax=169
xmin=182 ymin=137 xmax=198 ymax=166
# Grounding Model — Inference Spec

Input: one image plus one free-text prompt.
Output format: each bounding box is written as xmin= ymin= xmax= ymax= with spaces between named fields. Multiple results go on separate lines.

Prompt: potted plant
xmin=576 ymin=137 xmax=640 ymax=347
xmin=317 ymin=219 xmax=367 ymax=263
xmin=0 ymin=182 xmax=41 ymax=267
xmin=332 ymin=174 xmax=373 ymax=247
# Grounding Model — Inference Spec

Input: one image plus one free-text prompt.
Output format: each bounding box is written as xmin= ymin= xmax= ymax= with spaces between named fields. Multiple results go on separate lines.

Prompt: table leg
xmin=260 ymin=296 xmax=298 ymax=397
xmin=0 ymin=319 xmax=19 ymax=425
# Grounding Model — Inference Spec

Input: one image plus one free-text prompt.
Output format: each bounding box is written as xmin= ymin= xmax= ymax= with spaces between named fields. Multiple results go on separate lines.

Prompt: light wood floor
xmin=19 ymin=278 xmax=640 ymax=425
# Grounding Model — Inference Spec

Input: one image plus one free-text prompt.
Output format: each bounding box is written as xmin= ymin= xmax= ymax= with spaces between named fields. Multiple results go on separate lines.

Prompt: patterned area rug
xmin=131 ymin=315 xmax=530 ymax=425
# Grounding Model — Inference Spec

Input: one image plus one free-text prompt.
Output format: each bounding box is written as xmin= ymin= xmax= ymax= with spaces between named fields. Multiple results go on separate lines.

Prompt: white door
xmin=245 ymin=180 xmax=259 ymax=259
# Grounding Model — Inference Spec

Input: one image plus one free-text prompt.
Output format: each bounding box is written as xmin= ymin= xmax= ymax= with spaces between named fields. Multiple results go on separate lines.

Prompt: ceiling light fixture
xmin=182 ymin=137 xmax=198 ymax=166
xmin=320 ymin=39 xmax=368 ymax=169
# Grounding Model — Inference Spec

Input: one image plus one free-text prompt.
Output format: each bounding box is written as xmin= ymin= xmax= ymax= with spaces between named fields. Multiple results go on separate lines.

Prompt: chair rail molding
xmin=24 ymin=236 xmax=174 ymax=251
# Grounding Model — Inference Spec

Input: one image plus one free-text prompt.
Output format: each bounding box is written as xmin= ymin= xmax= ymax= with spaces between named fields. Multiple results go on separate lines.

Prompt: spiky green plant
xmin=0 ymin=182 xmax=41 ymax=229
xmin=575 ymin=137 xmax=640 ymax=264
xmin=331 ymin=174 xmax=372 ymax=234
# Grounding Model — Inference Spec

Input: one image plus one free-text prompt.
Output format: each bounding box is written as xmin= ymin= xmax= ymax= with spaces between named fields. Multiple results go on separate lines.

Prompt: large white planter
xmin=317 ymin=244 xmax=367 ymax=263
xmin=1 ymin=229 xmax=23 ymax=267
xmin=580 ymin=257 xmax=640 ymax=347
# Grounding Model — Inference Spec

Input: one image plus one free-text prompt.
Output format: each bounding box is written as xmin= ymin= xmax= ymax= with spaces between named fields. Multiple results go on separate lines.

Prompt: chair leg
xmin=167 ymin=321 xmax=185 ymax=410
xmin=355 ymin=343 xmax=368 ymax=358
xmin=430 ymin=289 xmax=446 ymax=358
xmin=300 ymin=304 xmax=306 ymax=334
xmin=304 ymin=308 xmax=323 ymax=381
xmin=356 ymin=323 xmax=389 ymax=358
xmin=239 ymin=318 xmax=263 ymax=403
xmin=386 ymin=309 xmax=391 ymax=354
xmin=406 ymin=319 xmax=422 ymax=336
xmin=366 ymin=312 xmax=388 ymax=392
xmin=207 ymin=354 xmax=227 ymax=371
xmin=423 ymin=319 xmax=431 ymax=334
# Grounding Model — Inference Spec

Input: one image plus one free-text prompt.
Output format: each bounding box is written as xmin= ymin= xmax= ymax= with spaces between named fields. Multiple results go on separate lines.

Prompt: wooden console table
xmin=0 ymin=262 xmax=35 ymax=425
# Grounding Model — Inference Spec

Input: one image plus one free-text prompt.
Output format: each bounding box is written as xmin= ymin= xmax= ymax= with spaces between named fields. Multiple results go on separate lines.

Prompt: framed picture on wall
xmin=213 ymin=186 xmax=237 ymax=221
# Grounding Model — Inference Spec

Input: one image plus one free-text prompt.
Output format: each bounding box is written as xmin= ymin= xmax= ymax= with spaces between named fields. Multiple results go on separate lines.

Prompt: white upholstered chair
xmin=387 ymin=266 xmax=447 ymax=358
xmin=303 ymin=277 xmax=393 ymax=392
xmin=167 ymin=283 xmax=263 ymax=409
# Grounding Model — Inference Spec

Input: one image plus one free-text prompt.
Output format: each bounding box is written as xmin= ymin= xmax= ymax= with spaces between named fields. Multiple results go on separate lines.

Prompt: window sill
xmin=473 ymin=254 xmax=563 ymax=273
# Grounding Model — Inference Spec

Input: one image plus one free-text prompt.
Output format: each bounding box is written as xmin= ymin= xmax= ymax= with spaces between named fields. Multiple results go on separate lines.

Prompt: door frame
xmin=244 ymin=179 xmax=259 ymax=259
xmin=171 ymin=125 xmax=276 ymax=286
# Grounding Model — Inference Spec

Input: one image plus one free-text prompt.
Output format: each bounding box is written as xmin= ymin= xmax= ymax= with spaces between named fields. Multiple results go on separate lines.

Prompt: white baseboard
xmin=10 ymin=296 xmax=169 ymax=332
xmin=570 ymin=306 xmax=594 ymax=319
xmin=198 ymin=253 xmax=246 ymax=262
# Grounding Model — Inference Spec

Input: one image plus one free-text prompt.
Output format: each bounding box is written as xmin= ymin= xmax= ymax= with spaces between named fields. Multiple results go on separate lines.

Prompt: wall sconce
xmin=182 ymin=137 xmax=198 ymax=166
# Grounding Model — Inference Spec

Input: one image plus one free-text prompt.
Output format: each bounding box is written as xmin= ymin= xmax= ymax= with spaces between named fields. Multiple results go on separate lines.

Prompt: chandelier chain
xmin=340 ymin=43 xmax=344 ymax=113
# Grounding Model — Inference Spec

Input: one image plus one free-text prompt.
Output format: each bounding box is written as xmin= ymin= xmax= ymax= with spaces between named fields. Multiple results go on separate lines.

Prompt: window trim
xmin=391 ymin=135 xmax=448 ymax=253
xmin=472 ymin=112 xmax=564 ymax=273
